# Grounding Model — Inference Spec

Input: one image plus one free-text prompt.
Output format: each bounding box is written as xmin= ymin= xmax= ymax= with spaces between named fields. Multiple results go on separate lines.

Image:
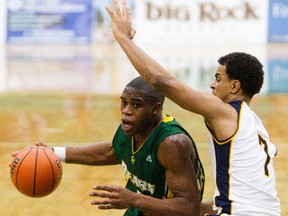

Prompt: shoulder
xmin=205 ymin=100 xmax=241 ymax=141
xmin=160 ymin=133 xmax=192 ymax=149
xmin=157 ymin=133 xmax=194 ymax=169
xmin=158 ymin=114 xmax=191 ymax=138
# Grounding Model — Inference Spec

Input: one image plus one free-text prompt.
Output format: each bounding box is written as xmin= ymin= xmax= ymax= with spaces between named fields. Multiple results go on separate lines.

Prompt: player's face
xmin=120 ymin=86 xmax=158 ymax=136
xmin=210 ymin=64 xmax=234 ymax=102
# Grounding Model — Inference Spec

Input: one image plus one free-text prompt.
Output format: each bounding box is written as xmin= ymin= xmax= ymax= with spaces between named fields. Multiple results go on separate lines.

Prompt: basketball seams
xmin=14 ymin=147 xmax=33 ymax=191
xmin=43 ymin=148 xmax=56 ymax=195
xmin=33 ymin=147 xmax=39 ymax=197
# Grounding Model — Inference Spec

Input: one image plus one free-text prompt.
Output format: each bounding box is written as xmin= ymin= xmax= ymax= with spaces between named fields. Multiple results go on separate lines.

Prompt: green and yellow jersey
xmin=112 ymin=113 xmax=205 ymax=216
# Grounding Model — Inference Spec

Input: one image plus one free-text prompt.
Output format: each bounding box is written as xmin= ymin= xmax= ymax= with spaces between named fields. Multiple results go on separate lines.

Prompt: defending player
xmin=105 ymin=0 xmax=281 ymax=215
xmin=15 ymin=76 xmax=205 ymax=216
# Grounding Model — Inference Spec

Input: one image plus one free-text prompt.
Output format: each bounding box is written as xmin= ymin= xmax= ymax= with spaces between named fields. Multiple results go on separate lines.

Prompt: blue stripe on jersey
xmin=213 ymin=100 xmax=243 ymax=214
xmin=213 ymin=138 xmax=232 ymax=214
xmin=228 ymin=100 xmax=242 ymax=114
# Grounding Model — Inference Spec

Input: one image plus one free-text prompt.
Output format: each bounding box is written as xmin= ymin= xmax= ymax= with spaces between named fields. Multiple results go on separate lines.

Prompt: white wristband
xmin=53 ymin=147 xmax=66 ymax=162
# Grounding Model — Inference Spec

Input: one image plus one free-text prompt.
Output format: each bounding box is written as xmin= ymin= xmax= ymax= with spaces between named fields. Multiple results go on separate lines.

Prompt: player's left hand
xmin=8 ymin=142 xmax=52 ymax=168
xmin=9 ymin=151 xmax=19 ymax=168
xmin=105 ymin=0 xmax=136 ymax=40
xmin=89 ymin=185 xmax=135 ymax=209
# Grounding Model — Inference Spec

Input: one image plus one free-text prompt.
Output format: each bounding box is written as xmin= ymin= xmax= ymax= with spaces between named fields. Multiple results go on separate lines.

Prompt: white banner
xmin=134 ymin=0 xmax=268 ymax=44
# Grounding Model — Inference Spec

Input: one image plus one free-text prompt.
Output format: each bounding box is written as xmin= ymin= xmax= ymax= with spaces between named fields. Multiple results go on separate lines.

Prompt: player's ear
xmin=152 ymin=102 xmax=163 ymax=115
xmin=231 ymin=80 xmax=241 ymax=94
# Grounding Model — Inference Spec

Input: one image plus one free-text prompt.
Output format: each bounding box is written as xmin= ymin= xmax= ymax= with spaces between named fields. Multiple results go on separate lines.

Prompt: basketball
xmin=10 ymin=146 xmax=63 ymax=198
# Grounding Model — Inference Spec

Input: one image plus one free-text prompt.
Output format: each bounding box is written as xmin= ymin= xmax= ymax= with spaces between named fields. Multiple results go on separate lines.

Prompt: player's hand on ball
xmin=35 ymin=141 xmax=53 ymax=151
xmin=89 ymin=185 xmax=135 ymax=210
xmin=9 ymin=142 xmax=51 ymax=168
xmin=9 ymin=151 xmax=19 ymax=168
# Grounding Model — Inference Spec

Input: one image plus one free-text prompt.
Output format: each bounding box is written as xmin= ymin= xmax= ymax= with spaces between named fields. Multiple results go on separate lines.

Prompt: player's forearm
xmin=131 ymin=192 xmax=200 ymax=216
xmin=55 ymin=143 xmax=119 ymax=166
xmin=115 ymin=35 xmax=174 ymax=94
xmin=114 ymin=35 xmax=201 ymax=113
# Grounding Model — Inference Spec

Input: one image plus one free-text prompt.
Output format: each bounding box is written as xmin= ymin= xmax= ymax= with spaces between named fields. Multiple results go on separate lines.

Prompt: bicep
xmin=158 ymin=135 xmax=200 ymax=201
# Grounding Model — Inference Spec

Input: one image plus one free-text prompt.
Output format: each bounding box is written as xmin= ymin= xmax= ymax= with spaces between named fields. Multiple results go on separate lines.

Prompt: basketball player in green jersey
xmin=28 ymin=76 xmax=205 ymax=216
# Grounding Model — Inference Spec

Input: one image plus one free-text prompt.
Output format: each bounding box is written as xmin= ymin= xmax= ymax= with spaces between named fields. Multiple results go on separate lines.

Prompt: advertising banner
xmin=134 ymin=0 xmax=268 ymax=44
xmin=268 ymin=60 xmax=288 ymax=92
xmin=268 ymin=0 xmax=288 ymax=42
xmin=7 ymin=0 xmax=93 ymax=43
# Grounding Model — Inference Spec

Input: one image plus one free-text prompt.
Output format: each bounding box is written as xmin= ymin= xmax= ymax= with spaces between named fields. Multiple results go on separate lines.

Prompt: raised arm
xmin=105 ymin=0 xmax=225 ymax=118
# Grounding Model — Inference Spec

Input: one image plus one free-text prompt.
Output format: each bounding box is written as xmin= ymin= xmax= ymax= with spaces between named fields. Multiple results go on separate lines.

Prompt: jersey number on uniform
xmin=258 ymin=134 xmax=270 ymax=177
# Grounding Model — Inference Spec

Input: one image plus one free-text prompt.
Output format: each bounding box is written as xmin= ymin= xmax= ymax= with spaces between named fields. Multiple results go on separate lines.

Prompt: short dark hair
xmin=218 ymin=52 xmax=264 ymax=98
xmin=126 ymin=76 xmax=165 ymax=104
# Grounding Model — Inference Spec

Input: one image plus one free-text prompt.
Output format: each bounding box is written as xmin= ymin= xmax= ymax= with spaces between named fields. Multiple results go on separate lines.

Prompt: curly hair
xmin=218 ymin=52 xmax=264 ymax=98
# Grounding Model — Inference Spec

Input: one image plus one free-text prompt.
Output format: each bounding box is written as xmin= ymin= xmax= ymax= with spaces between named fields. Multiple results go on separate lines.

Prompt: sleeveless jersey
xmin=207 ymin=100 xmax=280 ymax=215
xmin=113 ymin=113 xmax=205 ymax=216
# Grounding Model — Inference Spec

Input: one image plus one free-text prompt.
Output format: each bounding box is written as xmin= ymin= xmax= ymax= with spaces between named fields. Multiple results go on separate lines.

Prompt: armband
xmin=53 ymin=147 xmax=66 ymax=162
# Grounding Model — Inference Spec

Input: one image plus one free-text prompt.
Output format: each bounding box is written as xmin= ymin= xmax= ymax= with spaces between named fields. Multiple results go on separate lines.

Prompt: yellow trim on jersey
xmin=166 ymin=188 xmax=175 ymax=198
xmin=162 ymin=113 xmax=174 ymax=123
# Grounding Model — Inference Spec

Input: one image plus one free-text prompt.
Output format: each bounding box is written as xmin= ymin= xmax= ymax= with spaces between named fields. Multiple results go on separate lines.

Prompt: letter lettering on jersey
xmin=147 ymin=183 xmax=155 ymax=195
xmin=132 ymin=175 xmax=140 ymax=188
xmin=138 ymin=179 xmax=147 ymax=192
xmin=121 ymin=160 xmax=156 ymax=195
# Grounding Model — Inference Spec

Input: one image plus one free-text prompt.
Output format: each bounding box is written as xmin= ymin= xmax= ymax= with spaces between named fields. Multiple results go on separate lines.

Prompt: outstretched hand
xmin=105 ymin=0 xmax=136 ymax=40
xmin=9 ymin=142 xmax=52 ymax=168
xmin=89 ymin=185 xmax=135 ymax=210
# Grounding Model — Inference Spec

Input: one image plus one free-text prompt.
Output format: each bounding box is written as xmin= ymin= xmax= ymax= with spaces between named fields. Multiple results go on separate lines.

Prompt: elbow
xmin=148 ymin=74 xmax=163 ymax=88
xmin=148 ymin=74 xmax=173 ymax=95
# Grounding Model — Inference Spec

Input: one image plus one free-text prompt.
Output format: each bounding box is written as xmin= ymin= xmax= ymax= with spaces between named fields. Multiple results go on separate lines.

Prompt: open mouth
xmin=121 ymin=119 xmax=133 ymax=131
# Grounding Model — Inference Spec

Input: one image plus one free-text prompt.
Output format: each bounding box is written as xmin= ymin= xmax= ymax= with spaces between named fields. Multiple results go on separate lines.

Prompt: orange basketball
xmin=10 ymin=146 xmax=63 ymax=198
